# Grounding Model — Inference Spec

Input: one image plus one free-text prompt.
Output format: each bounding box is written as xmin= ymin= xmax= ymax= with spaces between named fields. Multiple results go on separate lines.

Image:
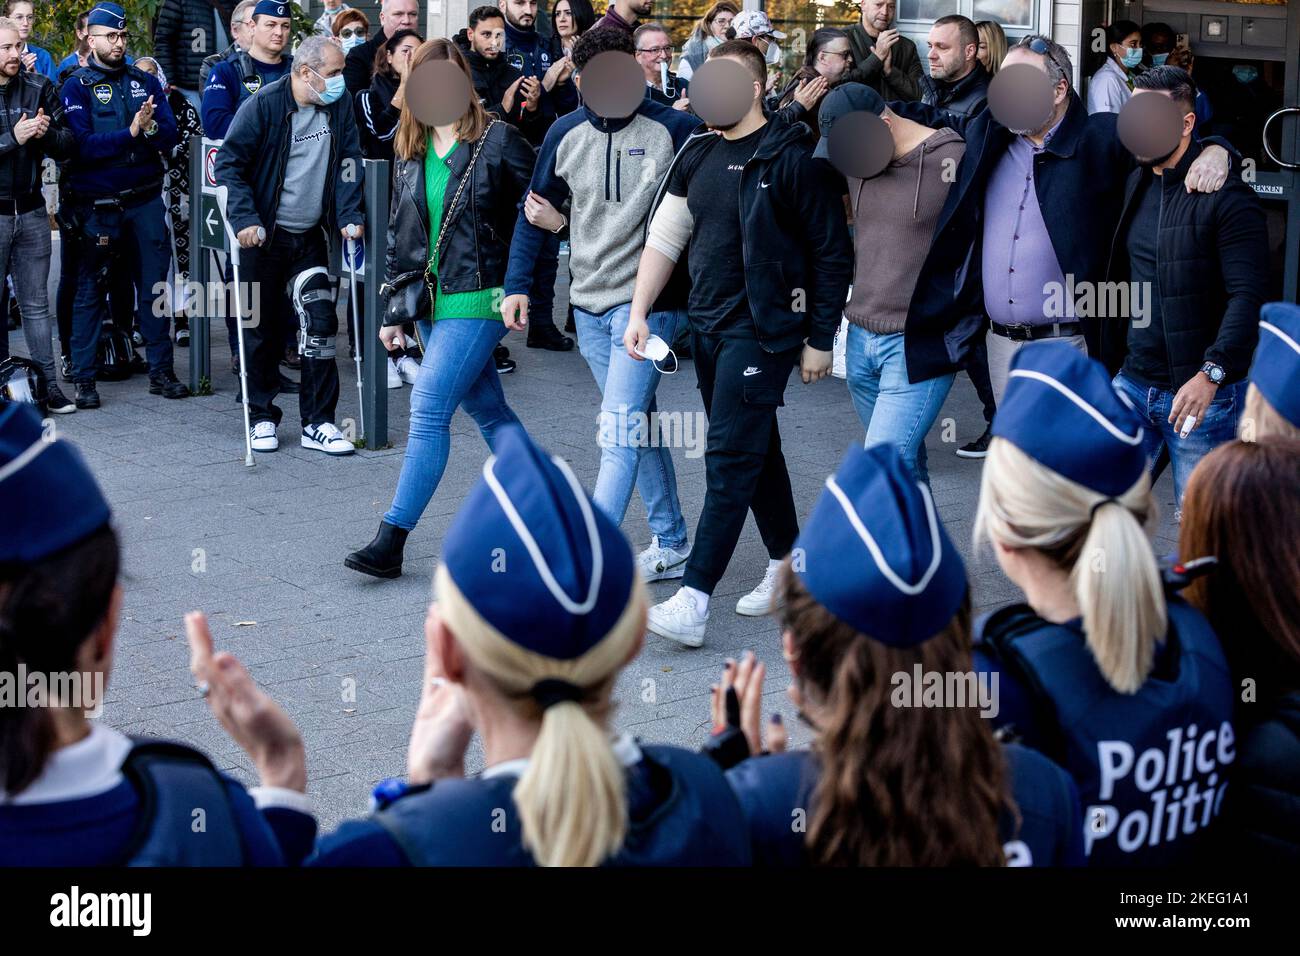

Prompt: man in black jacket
xmin=0 ymin=17 xmax=74 ymax=412
xmin=153 ymin=0 xmax=239 ymax=110
xmin=454 ymin=7 xmax=542 ymax=133
xmin=843 ymin=0 xmax=922 ymax=101
xmin=922 ymin=15 xmax=987 ymax=117
xmin=625 ymin=40 xmax=852 ymax=648
xmin=215 ymin=35 xmax=364 ymax=457
xmin=343 ymin=0 xmax=418 ymax=95
xmin=1104 ymin=67 xmax=1268 ymax=513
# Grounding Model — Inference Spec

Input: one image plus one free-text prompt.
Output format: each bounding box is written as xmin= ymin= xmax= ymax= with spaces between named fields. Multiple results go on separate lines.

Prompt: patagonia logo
xmin=243 ymin=77 xmax=262 ymax=94
xmin=93 ymin=84 xmax=113 ymax=104
xmin=628 ymin=148 xmax=645 ymax=156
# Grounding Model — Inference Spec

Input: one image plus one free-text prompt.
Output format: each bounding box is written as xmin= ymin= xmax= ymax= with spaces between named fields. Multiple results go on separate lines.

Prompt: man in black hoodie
xmin=625 ymin=40 xmax=852 ymax=648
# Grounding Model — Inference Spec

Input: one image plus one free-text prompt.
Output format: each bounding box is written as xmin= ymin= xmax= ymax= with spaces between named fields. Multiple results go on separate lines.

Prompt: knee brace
xmin=291 ymin=266 xmax=337 ymax=359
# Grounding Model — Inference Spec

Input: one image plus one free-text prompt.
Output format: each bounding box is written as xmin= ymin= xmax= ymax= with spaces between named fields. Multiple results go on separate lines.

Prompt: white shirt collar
xmin=0 ymin=724 xmax=133 ymax=806
xmin=481 ymin=733 xmax=642 ymax=780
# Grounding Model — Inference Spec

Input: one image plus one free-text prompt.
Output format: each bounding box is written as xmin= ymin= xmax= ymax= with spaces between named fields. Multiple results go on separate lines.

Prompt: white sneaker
xmin=250 ymin=421 xmax=279 ymax=453
xmin=647 ymin=588 xmax=708 ymax=648
xmin=637 ymin=536 xmax=690 ymax=582
xmin=387 ymin=358 xmax=403 ymax=389
xmin=736 ymin=564 xmax=783 ymax=617
xmin=395 ymin=354 xmax=421 ymax=385
xmin=301 ymin=422 xmax=355 ymax=456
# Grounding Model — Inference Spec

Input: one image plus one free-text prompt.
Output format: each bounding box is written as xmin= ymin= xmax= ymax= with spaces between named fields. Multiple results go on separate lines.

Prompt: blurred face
xmin=710 ymin=10 xmax=733 ymax=40
xmin=927 ymin=23 xmax=974 ymax=82
xmin=8 ymin=2 xmax=32 ymax=42
xmin=88 ymin=25 xmax=129 ymax=66
xmin=251 ymin=14 xmax=291 ymax=56
xmin=500 ymin=0 xmax=538 ymax=29
xmin=553 ymin=1 xmax=575 ymax=38
xmin=1001 ymin=46 xmax=1069 ymax=132
xmin=814 ymin=37 xmax=851 ymax=81
xmin=635 ymin=29 xmax=672 ymax=81
xmin=861 ymin=0 xmax=895 ymax=33
xmin=381 ymin=0 xmax=419 ymax=33
xmin=1129 ymin=87 xmax=1194 ymax=164
xmin=472 ymin=18 xmax=506 ymax=59
xmin=0 ymin=27 xmax=21 ymax=77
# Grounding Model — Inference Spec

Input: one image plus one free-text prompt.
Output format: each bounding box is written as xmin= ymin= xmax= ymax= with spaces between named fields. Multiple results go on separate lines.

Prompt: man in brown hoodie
xmin=815 ymin=83 xmax=964 ymax=482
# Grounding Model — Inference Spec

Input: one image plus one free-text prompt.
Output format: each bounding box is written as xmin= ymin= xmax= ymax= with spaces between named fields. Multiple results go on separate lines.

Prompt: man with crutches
xmin=212 ymin=33 xmax=363 ymax=456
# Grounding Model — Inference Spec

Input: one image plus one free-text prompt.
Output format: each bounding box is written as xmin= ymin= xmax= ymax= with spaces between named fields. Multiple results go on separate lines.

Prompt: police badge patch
xmin=243 ymin=77 xmax=263 ymax=95
xmin=93 ymin=84 xmax=113 ymax=104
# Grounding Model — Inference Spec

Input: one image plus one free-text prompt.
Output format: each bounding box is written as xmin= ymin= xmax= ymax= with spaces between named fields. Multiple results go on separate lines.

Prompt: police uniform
xmin=721 ymin=443 xmax=1083 ymax=867
xmin=0 ymin=403 xmax=316 ymax=865
xmin=60 ymin=3 xmax=188 ymax=402
xmin=973 ymin=343 xmax=1236 ymax=866
xmin=309 ymin=426 xmax=753 ymax=866
xmin=1250 ymin=301 xmax=1300 ymax=430
xmin=200 ymin=1 xmax=294 ymax=140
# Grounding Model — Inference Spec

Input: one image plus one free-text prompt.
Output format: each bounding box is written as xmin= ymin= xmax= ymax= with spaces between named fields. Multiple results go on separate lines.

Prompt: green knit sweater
xmin=426 ymin=138 xmax=501 ymax=321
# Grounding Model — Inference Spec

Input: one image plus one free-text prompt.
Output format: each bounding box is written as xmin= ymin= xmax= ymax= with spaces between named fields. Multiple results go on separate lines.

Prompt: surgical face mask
xmin=633 ymin=334 xmax=678 ymax=374
xmin=340 ymin=35 xmax=365 ymax=54
xmin=1233 ymin=65 xmax=1258 ymax=84
xmin=310 ymin=67 xmax=346 ymax=105
xmin=1151 ymin=52 xmax=1169 ymax=67
xmin=1120 ymin=47 xmax=1143 ymax=69
xmin=764 ymin=41 xmax=781 ymax=65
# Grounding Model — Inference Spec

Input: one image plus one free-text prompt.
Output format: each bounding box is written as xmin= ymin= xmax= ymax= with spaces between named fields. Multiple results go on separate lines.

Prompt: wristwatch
xmin=1201 ymin=361 xmax=1225 ymax=385
xmin=143 ymin=120 xmax=159 ymax=137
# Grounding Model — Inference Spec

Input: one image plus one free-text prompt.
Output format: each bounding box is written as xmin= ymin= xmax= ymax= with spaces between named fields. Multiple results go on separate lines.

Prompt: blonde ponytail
xmin=974 ymin=438 xmax=1166 ymax=694
xmin=435 ymin=564 xmax=646 ymax=866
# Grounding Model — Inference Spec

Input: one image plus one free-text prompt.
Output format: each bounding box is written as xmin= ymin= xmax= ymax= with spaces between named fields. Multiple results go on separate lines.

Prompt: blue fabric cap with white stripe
xmin=253 ymin=1 xmax=292 ymax=19
xmin=0 ymin=403 xmax=112 ymax=563
xmin=992 ymin=342 xmax=1149 ymax=497
xmin=88 ymin=2 xmax=128 ymax=29
xmin=1251 ymin=302 xmax=1300 ymax=428
xmin=794 ymin=443 xmax=967 ymax=648
xmin=441 ymin=425 xmax=636 ymax=660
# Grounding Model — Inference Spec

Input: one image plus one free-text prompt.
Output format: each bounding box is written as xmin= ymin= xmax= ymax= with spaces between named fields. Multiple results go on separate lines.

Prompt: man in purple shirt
xmin=593 ymin=0 xmax=651 ymax=35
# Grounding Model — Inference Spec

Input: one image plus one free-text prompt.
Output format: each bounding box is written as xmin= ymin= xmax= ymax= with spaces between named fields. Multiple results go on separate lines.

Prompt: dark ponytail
xmin=0 ymin=524 xmax=119 ymax=795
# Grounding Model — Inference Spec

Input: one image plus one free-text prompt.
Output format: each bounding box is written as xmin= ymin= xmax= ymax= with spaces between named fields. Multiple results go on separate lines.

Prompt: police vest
xmin=72 ymin=64 xmax=161 ymax=177
xmin=118 ymin=740 xmax=246 ymax=866
xmin=978 ymin=598 xmax=1235 ymax=866
xmin=234 ymin=51 xmax=292 ymax=106
xmin=372 ymin=744 xmax=751 ymax=866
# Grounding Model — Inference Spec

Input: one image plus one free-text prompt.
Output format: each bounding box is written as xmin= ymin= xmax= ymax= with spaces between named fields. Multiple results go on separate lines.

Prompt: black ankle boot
xmin=345 ymin=522 xmax=409 ymax=578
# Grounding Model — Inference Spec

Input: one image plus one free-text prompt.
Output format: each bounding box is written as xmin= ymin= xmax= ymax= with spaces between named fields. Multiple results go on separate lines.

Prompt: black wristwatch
xmin=1201 ymin=361 xmax=1225 ymax=385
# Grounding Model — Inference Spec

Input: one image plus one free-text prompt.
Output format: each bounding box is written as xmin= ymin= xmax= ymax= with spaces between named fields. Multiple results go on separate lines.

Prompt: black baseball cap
xmin=813 ymin=83 xmax=886 ymax=160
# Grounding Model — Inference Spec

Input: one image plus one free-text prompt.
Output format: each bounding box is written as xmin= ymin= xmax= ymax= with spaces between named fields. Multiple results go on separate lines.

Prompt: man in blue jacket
xmin=61 ymin=2 xmax=189 ymax=409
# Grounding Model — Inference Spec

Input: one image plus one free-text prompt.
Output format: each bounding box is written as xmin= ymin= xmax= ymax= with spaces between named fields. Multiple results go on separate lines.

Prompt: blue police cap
xmin=0 ymin=404 xmax=112 ymax=563
xmin=795 ymin=443 xmax=967 ymax=647
xmin=1251 ymin=302 xmax=1300 ymax=429
xmin=992 ymin=343 xmax=1149 ymax=497
xmin=87 ymin=3 xmax=128 ymax=30
xmin=441 ymin=426 xmax=637 ymax=661
xmin=252 ymin=0 xmax=292 ymax=19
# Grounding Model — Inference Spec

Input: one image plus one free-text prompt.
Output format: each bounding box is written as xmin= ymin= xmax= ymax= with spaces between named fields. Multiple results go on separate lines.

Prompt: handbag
xmin=381 ymin=120 xmax=497 ymax=329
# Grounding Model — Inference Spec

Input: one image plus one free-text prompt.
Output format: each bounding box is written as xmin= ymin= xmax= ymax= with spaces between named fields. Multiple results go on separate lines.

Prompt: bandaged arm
xmin=631 ymin=193 xmax=693 ymax=321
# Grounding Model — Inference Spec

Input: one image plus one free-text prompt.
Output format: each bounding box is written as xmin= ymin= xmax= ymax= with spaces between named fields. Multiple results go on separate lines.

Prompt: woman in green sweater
xmin=346 ymin=38 xmax=538 ymax=579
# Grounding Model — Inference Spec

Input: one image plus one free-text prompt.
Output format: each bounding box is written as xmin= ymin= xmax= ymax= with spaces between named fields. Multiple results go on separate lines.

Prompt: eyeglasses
xmin=636 ymin=45 xmax=673 ymax=56
xmin=338 ymin=27 xmax=367 ymax=40
xmin=91 ymin=31 xmax=130 ymax=45
xmin=818 ymin=49 xmax=851 ymax=61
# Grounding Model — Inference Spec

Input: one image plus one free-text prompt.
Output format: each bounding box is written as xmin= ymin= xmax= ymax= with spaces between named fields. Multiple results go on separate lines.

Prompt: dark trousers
xmin=69 ymin=195 xmax=173 ymax=382
xmin=57 ymin=214 xmax=136 ymax=359
xmin=528 ymin=230 xmax=561 ymax=334
xmin=683 ymin=329 xmax=801 ymax=595
xmin=963 ymin=336 xmax=996 ymax=426
xmin=239 ymin=226 xmax=338 ymax=428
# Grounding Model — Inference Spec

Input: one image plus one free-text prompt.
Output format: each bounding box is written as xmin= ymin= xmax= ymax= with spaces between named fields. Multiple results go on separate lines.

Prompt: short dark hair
xmin=1141 ymin=21 xmax=1176 ymax=51
xmin=572 ymin=26 xmax=635 ymax=71
xmin=1105 ymin=20 xmax=1141 ymax=46
xmin=803 ymin=27 xmax=847 ymax=70
xmin=468 ymin=5 xmax=505 ymax=29
xmin=933 ymin=14 xmax=978 ymax=51
xmin=1132 ymin=64 xmax=1197 ymax=115
xmin=710 ymin=37 xmax=766 ymax=89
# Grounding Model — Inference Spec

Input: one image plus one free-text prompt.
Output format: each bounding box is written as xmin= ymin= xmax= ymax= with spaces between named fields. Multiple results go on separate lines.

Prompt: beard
xmin=507 ymin=10 xmax=535 ymax=28
xmin=97 ymin=47 xmax=125 ymax=67
xmin=0 ymin=57 xmax=20 ymax=77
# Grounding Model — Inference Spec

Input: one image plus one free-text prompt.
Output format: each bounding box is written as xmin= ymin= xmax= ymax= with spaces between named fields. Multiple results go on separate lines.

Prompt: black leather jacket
xmin=0 ymin=71 xmax=74 ymax=200
xmin=383 ymin=120 xmax=536 ymax=324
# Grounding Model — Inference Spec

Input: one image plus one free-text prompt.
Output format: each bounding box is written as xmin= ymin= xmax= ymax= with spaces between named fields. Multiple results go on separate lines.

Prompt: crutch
xmin=344 ymin=230 xmax=365 ymax=444
xmin=215 ymin=184 xmax=256 ymax=467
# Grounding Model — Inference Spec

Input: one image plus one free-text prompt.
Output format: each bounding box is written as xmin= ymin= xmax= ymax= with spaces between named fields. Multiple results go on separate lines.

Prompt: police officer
xmin=201 ymin=0 xmax=293 ymax=139
xmin=61 ymin=2 xmax=189 ymax=410
xmin=309 ymin=426 xmax=752 ymax=866
xmin=213 ymin=34 xmax=363 ymax=456
xmin=715 ymin=442 xmax=1082 ymax=866
xmin=1242 ymin=301 xmax=1300 ymax=442
xmin=0 ymin=402 xmax=315 ymax=865
xmin=972 ymin=343 xmax=1235 ymax=865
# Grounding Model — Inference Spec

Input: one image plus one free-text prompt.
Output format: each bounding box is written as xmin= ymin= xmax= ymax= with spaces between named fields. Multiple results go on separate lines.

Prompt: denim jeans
xmin=0 ymin=209 xmax=56 ymax=388
xmin=1112 ymin=371 xmax=1246 ymax=512
xmin=385 ymin=319 xmax=520 ymax=530
xmin=574 ymin=303 xmax=688 ymax=552
xmin=844 ymin=325 xmax=955 ymax=483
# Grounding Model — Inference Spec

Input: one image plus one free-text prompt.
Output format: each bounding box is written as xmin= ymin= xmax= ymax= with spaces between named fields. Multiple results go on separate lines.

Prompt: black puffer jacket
xmin=154 ymin=0 xmax=239 ymax=92
xmin=383 ymin=120 xmax=536 ymax=323
xmin=922 ymin=61 xmax=989 ymax=117
xmin=1217 ymin=692 xmax=1300 ymax=863
xmin=1101 ymin=138 xmax=1269 ymax=387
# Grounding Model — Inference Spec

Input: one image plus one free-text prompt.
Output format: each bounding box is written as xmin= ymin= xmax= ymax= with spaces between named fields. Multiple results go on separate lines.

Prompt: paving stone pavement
xmin=8 ymin=258 xmax=1181 ymax=831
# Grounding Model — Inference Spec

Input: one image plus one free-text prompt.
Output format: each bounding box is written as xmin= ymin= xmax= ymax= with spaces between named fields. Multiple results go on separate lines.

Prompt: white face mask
xmin=633 ymin=335 xmax=678 ymax=374
xmin=764 ymin=41 xmax=781 ymax=65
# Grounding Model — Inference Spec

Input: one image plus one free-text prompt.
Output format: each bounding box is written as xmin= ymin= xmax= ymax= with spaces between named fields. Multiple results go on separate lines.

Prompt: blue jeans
xmin=0 ymin=209 xmax=56 ymax=388
xmin=574 ymin=303 xmax=688 ymax=551
xmin=844 ymin=325 xmax=955 ymax=483
xmin=385 ymin=319 xmax=520 ymax=530
xmin=70 ymin=195 xmax=174 ymax=382
xmin=1112 ymin=371 xmax=1245 ymax=512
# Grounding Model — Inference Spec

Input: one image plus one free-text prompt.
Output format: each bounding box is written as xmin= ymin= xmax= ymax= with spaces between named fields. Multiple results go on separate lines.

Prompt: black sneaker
xmin=60 ymin=356 xmax=73 ymax=381
xmin=526 ymin=324 xmax=574 ymax=352
xmin=46 ymin=385 xmax=76 ymax=415
xmin=149 ymin=369 xmax=190 ymax=399
xmin=956 ymin=426 xmax=992 ymax=459
xmin=75 ymin=381 xmax=100 ymax=409
xmin=494 ymin=345 xmax=516 ymax=374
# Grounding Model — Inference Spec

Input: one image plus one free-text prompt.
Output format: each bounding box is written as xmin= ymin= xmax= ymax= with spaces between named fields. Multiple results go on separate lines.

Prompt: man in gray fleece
xmin=816 ymin=83 xmax=964 ymax=482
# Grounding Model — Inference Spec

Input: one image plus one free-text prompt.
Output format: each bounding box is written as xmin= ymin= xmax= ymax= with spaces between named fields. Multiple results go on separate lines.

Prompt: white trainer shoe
xmin=301 ymin=422 xmax=355 ymax=456
xmin=647 ymin=587 xmax=708 ymax=648
xmin=250 ymin=420 xmax=279 ymax=453
xmin=637 ymin=536 xmax=691 ymax=582
xmin=387 ymin=358 xmax=403 ymax=389
xmin=736 ymin=564 xmax=783 ymax=617
xmin=395 ymin=354 xmax=421 ymax=385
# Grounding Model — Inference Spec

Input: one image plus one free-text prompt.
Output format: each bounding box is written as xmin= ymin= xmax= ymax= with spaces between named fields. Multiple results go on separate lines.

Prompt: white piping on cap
xmin=481 ymin=453 xmax=603 ymax=615
xmin=1009 ymin=368 xmax=1145 ymax=446
xmin=823 ymin=474 xmax=943 ymax=596
xmin=1260 ymin=320 xmax=1300 ymax=356
xmin=0 ymin=435 xmax=54 ymax=485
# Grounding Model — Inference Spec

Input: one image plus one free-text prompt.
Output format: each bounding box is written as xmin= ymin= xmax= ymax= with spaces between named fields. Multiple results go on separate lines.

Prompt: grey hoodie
xmin=845 ymin=126 xmax=965 ymax=335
